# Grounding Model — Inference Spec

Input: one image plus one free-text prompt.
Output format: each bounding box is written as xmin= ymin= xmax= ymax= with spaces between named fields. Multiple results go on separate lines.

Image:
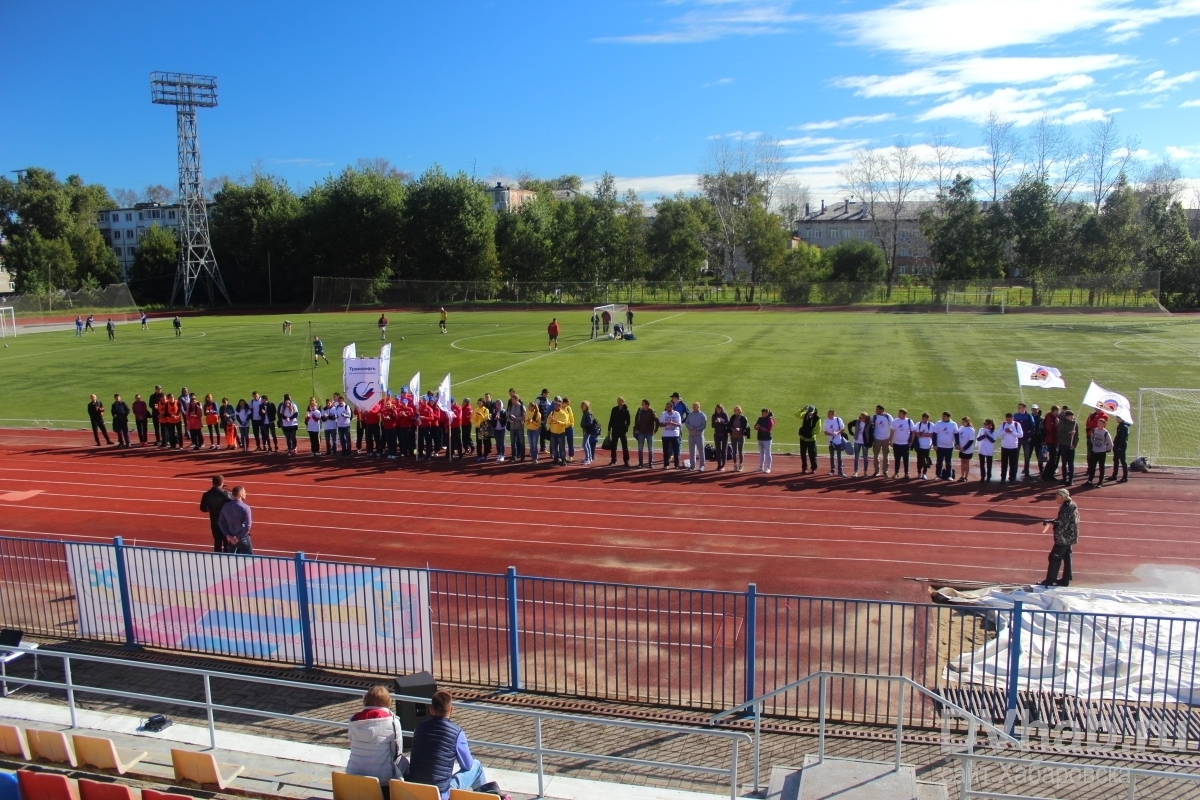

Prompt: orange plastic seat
xmin=26 ymin=728 xmax=78 ymax=768
xmin=170 ymin=749 xmax=244 ymax=790
xmin=449 ymin=789 xmax=499 ymax=799
xmin=72 ymin=735 xmax=146 ymax=775
xmin=390 ymin=779 xmax=441 ymax=800
xmin=331 ymin=772 xmax=383 ymax=800
xmin=0 ymin=724 xmax=30 ymax=759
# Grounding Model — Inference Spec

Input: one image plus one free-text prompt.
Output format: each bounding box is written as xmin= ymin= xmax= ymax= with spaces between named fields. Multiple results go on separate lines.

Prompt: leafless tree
xmin=1138 ymin=159 xmax=1184 ymax=203
xmin=753 ymin=135 xmax=789 ymax=211
xmin=699 ymin=136 xmax=767 ymax=278
xmin=141 ymin=184 xmax=174 ymax=204
xmin=1086 ymin=115 xmax=1140 ymax=212
xmin=926 ymin=127 xmax=960 ymax=197
xmin=112 ymin=188 xmax=138 ymax=207
xmin=979 ymin=109 xmax=1020 ymax=203
xmin=840 ymin=139 xmax=925 ymax=293
xmin=1023 ymin=114 xmax=1086 ymax=205
xmin=772 ymin=176 xmax=811 ymax=229
xmin=356 ymin=157 xmax=412 ymax=181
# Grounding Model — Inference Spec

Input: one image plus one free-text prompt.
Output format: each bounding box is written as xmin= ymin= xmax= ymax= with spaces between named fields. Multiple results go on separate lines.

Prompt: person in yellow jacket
xmin=562 ymin=396 xmax=577 ymax=462
xmin=471 ymin=400 xmax=493 ymax=462
xmin=524 ymin=401 xmax=543 ymax=464
xmin=547 ymin=398 xmax=570 ymax=466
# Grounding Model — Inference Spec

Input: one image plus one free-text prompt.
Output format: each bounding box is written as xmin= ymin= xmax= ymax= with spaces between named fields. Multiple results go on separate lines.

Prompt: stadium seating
xmin=0 ymin=724 xmax=30 ymax=759
xmin=15 ymin=770 xmax=79 ymax=800
xmin=140 ymin=789 xmax=193 ymax=800
xmin=26 ymin=729 xmax=78 ymax=768
xmin=0 ymin=772 xmax=18 ymax=800
xmin=390 ymin=779 xmax=441 ymax=800
xmin=72 ymin=735 xmax=147 ymax=775
xmin=78 ymin=779 xmax=136 ymax=800
xmin=169 ymin=749 xmax=243 ymax=790
xmin=449 ymin=790 xmax=498 ymax=799
xmin=331 ymin=771 xmax=383 ymax=800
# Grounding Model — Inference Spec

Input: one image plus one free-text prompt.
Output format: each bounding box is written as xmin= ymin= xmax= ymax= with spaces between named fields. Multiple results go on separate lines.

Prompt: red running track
xmin=2 ymin=429 xmax=1198 ymax=602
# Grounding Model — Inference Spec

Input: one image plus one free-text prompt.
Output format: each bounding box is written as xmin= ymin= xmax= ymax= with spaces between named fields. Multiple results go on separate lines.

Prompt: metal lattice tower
xmin=151 ymin=72 xmax=231 ymax=307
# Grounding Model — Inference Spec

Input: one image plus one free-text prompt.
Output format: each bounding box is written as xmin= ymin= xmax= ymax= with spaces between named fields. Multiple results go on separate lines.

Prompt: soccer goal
xmin=1136 ymin=388 xmax=1200 ymax=470
xmin=592 ymin=303 xmax=629 ymax=339
xmin=945 ymin=291 xmax=1005 ymax=314
xmin=0 ymin=307 xmax=15 ymax=338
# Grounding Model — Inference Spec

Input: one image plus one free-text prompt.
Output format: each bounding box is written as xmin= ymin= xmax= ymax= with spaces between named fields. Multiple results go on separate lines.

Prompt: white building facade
xmin=96 ymin=203 xmax=182 ymax=280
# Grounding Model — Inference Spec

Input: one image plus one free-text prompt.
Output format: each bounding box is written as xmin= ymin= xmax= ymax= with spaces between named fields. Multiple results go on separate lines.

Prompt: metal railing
xmin=0 ymin=644 xmax=751 ymax=800
xmin=708 ymin=670 xmax=1019 ymax=796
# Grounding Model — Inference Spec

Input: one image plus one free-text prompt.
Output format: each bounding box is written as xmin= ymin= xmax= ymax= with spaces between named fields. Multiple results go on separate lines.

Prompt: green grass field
xmin=3 ymin=310 xmax=1199 ymax=440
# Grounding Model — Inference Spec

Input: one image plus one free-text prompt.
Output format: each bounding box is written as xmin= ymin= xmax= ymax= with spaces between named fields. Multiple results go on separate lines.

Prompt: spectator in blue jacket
xmin=1013 ymin=402 xmax=1036 ymax=479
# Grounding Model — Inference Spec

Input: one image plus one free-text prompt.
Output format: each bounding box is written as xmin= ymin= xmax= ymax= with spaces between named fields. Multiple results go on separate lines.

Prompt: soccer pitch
xmin=3 ymin=309 xmax=1198 ymax=432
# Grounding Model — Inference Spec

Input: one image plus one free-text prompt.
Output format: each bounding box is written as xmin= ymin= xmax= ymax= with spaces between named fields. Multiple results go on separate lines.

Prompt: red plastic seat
xmin=15 ymin=771 xmax=80 ymax=800
xmin=141 ymin=790 xmax=194 ymax=800
xmin=78 ymin=780 xmax=136 ymax=800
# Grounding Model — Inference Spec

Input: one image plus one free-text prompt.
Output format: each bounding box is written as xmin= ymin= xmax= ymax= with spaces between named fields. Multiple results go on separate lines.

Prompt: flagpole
xmin=1015 ymin=361 xmax=1025 ymax=406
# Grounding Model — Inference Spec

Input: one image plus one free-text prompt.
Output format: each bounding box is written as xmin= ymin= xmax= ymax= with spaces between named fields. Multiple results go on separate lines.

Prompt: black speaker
xmin=394 ymin=671 xmax=436 ymax=748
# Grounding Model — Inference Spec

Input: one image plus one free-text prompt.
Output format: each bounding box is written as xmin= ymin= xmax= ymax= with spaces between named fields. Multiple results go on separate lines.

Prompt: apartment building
xmin=795 ymin=199 xmax=935 ymax=276
xmin=96 ymin=203 xmax=182 ymax=280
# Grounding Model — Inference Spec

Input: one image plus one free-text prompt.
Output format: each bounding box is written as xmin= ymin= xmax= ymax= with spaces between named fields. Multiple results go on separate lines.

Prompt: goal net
xmin=1137 ymin=389 xmax=1200 ymax=470
xmin=592 ymin=304 xmax=629 ymax=339
xmin=945 ymin=290 xmax=1005 ymax=314
xmin=0 ymin=307 xmax=15 ymax=338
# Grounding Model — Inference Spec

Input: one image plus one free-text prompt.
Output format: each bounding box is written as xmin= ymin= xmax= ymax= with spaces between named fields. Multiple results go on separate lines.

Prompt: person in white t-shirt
xmin=889 ymin=408 xmax=915 ymax=479
xmin=870 ymin=405 xmax=893 ymax=477
xmin=956 ymin=416 xmax=976 ymax=483
xmin=914 ymin=412 xmax=936 ymax=480
xmin=997 ymin=412 xmax=1024 ymax=483
xmin=976 ymin=419 xmax=997 ymax=482
xmin=933 ymin=412 xmax=958 ymax=480
xmin=822 ymin=409 xmax=847 ymax=477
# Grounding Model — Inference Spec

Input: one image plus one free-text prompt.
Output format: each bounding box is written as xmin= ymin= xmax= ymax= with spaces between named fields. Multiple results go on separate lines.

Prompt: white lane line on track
xmin=453 ymin=312 xmax=685 ymax=387
xmin=13 ymin=496 xmax=1194 ymax=561
xmin=10 ymin=477 xmax=1199 ymax=541
xmin=1 ymin=462 xmax=1193 ymax=518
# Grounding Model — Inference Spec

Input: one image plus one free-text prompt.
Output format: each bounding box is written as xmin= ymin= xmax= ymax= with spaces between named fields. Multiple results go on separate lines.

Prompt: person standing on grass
xmin=234 ymin=399 xmax=252 ymax=451
xmin=633 ymin=399 xmax=657 ymax=467
xmin=797 ymin=406 xmax=820 ymax=475
xmin=1110 ymin=418 xmax=1130 ymax=483
xmin=711 ymin=404 xmax=730 ymax=472
xmin=140 ymin=311 xmax=148 ymax=331
xmin=171 ymin=315 xmax=181 ymax=337
xmin=378 ymin=313 xmax=388 ymax=340
xmin=601 ymin=308 xmax=612 ymax=336
xmin=218 ymin=486 xmax=253 ymax=555
xmin=250 ymin=391 xmax=264 ymax=451
xmin=659 ymin=401 xmax=682 ymax=469
xmin=956 ymin=416 xmax=975 ymax=482
xmin=85 ymin=315 xmax=95 ymax=333
xmin=685 ymin=402 xmax=707 ymax=472
xmin=75 ymin=316 xmax=83 ymax=337
xmin=279 ymin=394 xmax=299 ymax=455
xmin=1086 ymin=418 xmax=1114 ymax=487
xmin=728 ymin=406 xmax=749 ymax=472
xmin=1058 ymin=409 xmax=1079 ymax=485
xmin=149 ymin=385 xmax=165 ymax=446
xmin=305 ymin=398 xmax=323 ymax=456
xmin=313 ymin=335 xmax=329 ymax=366
xmin=915 ymin=413 xmax=935 ymax=481
xmin=106 ymin=318 xmax=115 ymax=341
xmin=755 ymin=408 xmax=775 ymax=474
xmin=439 ymin=307 xmax=448 ymax=333
xmin=822 ymin=409 xmax=846 ymax=477
xmin=547 ymin=398 xmax=569 ymax=465
xmin=1041 ymin=406 xmax=1060 ymax=481
xmin=1013 ymin=403 xmax=1036 ymax=479
xmin=1041 ymin=488 xmax=1079 ymax=587
xmin=626 ymin=307 xmax=634 ymax=331
xmin=111 ymin=394 xmax=131 ymax=448
xmin=890 ymin=408 xmax=915 ymax=479
xmin=848 ymin=412 xmax=871 ymax=478
xmin=186 ymin=398 xmax=203 ymax=450
xmin=590 ymin=312 xmax=599 ymax=340
xmin=203 ymin=394 xmax=220 ymax=450
xmin=547 ymin=318 xmax=560 ymax=351
xmin=132 ymin=394 xmax=149 ymax=446
xmin=870 ymin=405 xmax=893 ymax=477
xmin=200 ymin=476 xmax=233 ymax=553
xmin=933 ymin=411 xmax=958 ymax=480
xmin=976 ymin=420 xmax=996 ymax=483
xmin=997 ymin=413 xmax=1024 ymax=483
xmin=607 ymin=397 xmax=631 ymax=467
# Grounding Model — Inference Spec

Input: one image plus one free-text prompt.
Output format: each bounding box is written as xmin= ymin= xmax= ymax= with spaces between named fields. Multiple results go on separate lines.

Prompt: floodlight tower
xmin=151 ymin=71 xmax=231 ymax=307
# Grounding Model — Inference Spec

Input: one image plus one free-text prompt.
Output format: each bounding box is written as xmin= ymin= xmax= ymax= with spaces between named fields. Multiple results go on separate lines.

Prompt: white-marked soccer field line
xmin=13 ymin=493 xmax=1194 ymax=561
xmin=1113 ymin=334 xmax=1200 ymax=358
xmin=0 ymin=331 xmax=208 ymax=362
xmin=454 ymin=312 xmax=686 ymax=387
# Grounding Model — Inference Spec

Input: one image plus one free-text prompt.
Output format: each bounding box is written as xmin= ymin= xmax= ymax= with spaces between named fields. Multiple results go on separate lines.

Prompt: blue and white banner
xmin=344 ymin=358 xmax=382 ymax=412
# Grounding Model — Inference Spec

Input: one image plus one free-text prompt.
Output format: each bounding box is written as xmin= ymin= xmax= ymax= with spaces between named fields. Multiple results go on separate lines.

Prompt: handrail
xmin=0 ymin=644 xmax=750 ymax=800
xmin=949 ymin=752 xmax=1200 ymax=799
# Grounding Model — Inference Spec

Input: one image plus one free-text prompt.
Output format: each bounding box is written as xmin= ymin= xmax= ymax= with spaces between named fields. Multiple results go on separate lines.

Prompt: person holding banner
xmin=1041 ymin=406 xmax=1060 ymax=480
xmin=1013 ymin=403 xmax=1035 ymax=479
xmin=1111 ymin=418 xmax=1130 ymax=483
xmin=1057 ymin=409 xmax=1079 ymax=485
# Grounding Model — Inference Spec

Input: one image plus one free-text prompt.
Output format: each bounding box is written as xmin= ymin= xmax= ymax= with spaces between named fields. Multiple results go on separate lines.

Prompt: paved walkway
xmin=5 ymin=640 xmax=1199 ymax=799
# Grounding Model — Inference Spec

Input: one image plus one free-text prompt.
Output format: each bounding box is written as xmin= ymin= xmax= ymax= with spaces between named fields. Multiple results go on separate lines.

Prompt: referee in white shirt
xmin=997 ymin=412 xmax=1024 ymax=483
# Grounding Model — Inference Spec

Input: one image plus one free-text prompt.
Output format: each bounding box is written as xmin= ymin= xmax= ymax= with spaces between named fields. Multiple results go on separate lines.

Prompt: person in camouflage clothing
xmin=1041 ymin=488 xmax=1079 ymax=587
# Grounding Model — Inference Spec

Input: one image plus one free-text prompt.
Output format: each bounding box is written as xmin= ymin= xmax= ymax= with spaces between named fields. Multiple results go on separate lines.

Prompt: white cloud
xmin=1182 ymin=99 xmax=1200 ymax=107
xmin=597 ymin=1 xmax=805 ymax=44
xmin=796 ymin=114 xmax=896 ymax=131
xmin=1147 ymin=69 xmax=1200 ymax=91
xmin=611 ymin=174 xmax=700 ymax=197
xmin=1166 ymin=144 xmax=1200 ymax=160
xmin=840 ymin=0 xmax=1200 ymax=57
xmin=838 ymin=55 xmax=1129 ymax=98
xmin=702 ymin=77 xmax=735 ymax=88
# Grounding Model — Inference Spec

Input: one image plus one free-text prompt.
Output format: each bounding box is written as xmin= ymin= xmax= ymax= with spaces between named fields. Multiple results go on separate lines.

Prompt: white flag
xmin=1015 ymin=360 xmax=1066 ymax=389
xmin=342 ymin=342 xmax=357 ymax=361
xmin=1081 ymin=381 xmax=1133 ymax=424
xmin=343 ymin=358 xmax=381 ymax=412
xmin=409 ymin=371 xmax=420 ymax=402
xmin=379 ymin=343 xmax=392 ymax=394
xmin=435 ymin=373 xmax=452 ymax=415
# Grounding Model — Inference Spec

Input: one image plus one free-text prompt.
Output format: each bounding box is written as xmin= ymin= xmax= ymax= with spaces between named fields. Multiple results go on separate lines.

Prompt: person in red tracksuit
xmin=397 ymin=398 xmax=416 ymax=458
xmin=418 ymin=399 xmax=438 ymax=459
xmin=361 ymin=401 xmax=382 ymax=458
xmin=460 ymin=398 xmax=474 ymax=455
xmin=380 ymin=398 xmax=400 ymax=460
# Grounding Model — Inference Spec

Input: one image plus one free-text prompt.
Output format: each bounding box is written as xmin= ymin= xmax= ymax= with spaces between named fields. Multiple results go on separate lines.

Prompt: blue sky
xmin=3 ymin=0 xmax=1200 ymax=205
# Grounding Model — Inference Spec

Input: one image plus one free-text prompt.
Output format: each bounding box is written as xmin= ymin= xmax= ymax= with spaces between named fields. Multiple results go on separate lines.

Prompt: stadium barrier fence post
xmin=295 ymin=552 xmax=315 ymax=670
xmin=744 ymin=583 xmax=757 ymax=704
xmin=1005 ymin=601 xmax=1023 ymax=734
xmin=506 ymin=566 xmax=522 ymax=691
xmin=111 ymin=537 xmax=140 ymax=651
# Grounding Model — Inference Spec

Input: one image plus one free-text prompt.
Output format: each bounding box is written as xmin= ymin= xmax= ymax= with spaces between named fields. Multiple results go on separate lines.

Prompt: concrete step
xmin=766 ymin=756 xmax=946 ymax=800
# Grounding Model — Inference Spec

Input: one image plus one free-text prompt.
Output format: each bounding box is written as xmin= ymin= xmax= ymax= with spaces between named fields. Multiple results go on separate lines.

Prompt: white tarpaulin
xmin=940 ymin=585 xmax=1200 ymax=704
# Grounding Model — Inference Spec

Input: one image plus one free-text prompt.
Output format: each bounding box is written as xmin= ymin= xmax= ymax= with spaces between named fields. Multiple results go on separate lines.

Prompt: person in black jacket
xmin=87 ymin=394 xmax=112 ymax=446
xmin=261 ymin=395 xmax=279 ymax=452
xmin=711 ymin=404 xmax=731 ymax=471
xmin=149 ymin=385 xmax=165 ymax=446
xmin=1110 ymin=418 xmax=1130 ymax=483
xmin=607 ymin=397 xmax=631 ymax=466
xmin=728 ymin=406 xmax=750 ymax=472
xmin=199 ymin=475 xmax=233 ymax=553
xmin=110 ymin=393 xmax=131 ymax=447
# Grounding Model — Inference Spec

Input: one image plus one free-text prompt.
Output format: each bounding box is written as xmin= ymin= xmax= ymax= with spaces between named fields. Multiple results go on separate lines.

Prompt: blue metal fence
xmin=0 ymin=534 xmax=1195 ymax=750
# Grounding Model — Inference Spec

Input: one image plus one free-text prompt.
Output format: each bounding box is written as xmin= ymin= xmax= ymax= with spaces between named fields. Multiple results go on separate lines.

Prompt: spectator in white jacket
xmin=346 ymin=686 xmax=408 ymax=786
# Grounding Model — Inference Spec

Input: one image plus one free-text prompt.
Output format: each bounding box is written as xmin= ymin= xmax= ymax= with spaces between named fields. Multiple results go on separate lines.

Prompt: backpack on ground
xmin=705 ymin=443 xmax=717 ymax=461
